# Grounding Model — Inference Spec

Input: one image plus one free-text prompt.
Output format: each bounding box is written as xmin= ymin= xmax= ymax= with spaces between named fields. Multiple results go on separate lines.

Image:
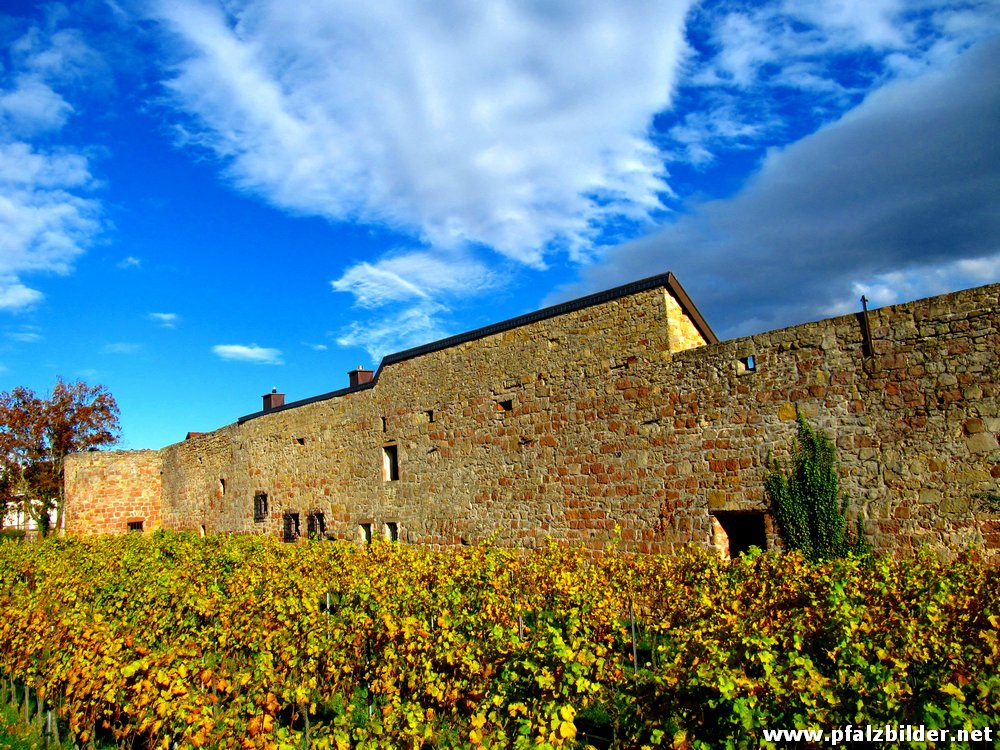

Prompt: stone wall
xmin=63 ymin=277 xmax=1000 ymax=558
xmin=63 ymin=450 xmax=162 ymax=534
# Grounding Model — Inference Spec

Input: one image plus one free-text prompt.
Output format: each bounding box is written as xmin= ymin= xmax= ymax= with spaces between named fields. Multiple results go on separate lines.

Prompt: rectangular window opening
xmin=359 ymin=522 xmax=372 ymax=544
xmin=384 ymin=521 xmax=399 ymax=543
xmin=739 ymin=354 xmax=757 ymax=374
xmin=127 ymin=520 xmax=144 ymax=533
xmin=381 ymin=416 xmax=387 ymax=432
xmin=498 ymin=399 xmax=513 ymax=413
xmin=282 ymin=512 xmax=300 ymax=543
xmin=383 ymin=444 xmax=399 ymax=481
xmin=426 ymin=409 xmax=435 ymax=423
xmin=306 ymin=511 xmax=326 ymax=539
xmin=711 ymin=511 xmax=767 ymax=559
xmin=253 ymin=492 xmax=269 ymax=523
xmin=219 ymin=478 xmax=227 ymax=495
xmin=295 ymin=437 xmax=306 ymax=446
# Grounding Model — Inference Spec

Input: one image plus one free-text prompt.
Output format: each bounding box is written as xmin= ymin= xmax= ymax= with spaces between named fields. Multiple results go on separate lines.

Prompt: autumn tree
xmin=0 ymin=378 xmax=120 ymax=535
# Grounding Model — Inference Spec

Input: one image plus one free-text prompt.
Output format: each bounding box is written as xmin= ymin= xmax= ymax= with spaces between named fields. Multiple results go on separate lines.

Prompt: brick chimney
xmin=262 ymin=388 xmax=285 ymax=411
xmin=348 ymin=367 xmax=374 ymax=387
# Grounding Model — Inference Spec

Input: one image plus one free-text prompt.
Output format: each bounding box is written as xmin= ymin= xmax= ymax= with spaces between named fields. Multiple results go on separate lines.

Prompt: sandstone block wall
xmin=63 ymin=277 xmax=1000 ymax=559
xmin=63 ymin=450 xmax=162 ymax=534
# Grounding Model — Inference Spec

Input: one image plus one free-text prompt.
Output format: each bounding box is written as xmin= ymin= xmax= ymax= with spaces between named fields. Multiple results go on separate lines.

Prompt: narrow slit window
xmin=219 ymin=478 xmax=227 ymax=495
xmin=381 ymin=416 xmax=387 ymax=432
xmin=282 ymin=512 xmax=300 ymax=543
xmin=306 ymin=511 xmax=326 ymax=539
xmin=384 ymin=521 xmax=399 ymax=542
xmin=383 ymin=444 xmax=399 ymax=481
xmin=426 ymin=409 xmax=435 ymax=423
xmin=253 ymin=492 xmax=268 ymax=522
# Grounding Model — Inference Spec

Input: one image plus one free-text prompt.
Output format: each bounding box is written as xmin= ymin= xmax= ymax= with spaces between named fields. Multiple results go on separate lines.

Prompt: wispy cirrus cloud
xmin=103 ymin=342 xmax=141 ymax=354
xmin=6 ymin=327 xmax=42 ymax=343
xmin=148 ymin=312 xmax=179 ymax=327
xmin=146 ymin=1 xmax=697 ymax=355
xmin=331 ymin=249 xmax=499 ymax=358
xmin=212 ymin=343 xmax=283 ymax=365
xmin=149 ymin=0 xmax=694 ymax=266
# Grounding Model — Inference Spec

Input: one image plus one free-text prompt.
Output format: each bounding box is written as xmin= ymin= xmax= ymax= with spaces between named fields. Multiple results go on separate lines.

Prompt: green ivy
xmin=765 ymin=414 xmax=868 ymax=561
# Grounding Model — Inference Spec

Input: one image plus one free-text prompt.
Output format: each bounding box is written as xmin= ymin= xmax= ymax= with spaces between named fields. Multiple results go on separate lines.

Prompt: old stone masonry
xmin=64 ymin=272 xmax=1000 ymax=559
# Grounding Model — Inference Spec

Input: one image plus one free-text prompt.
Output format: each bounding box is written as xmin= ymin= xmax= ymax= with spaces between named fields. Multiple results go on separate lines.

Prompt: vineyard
xmin=0 ymin=534 xmax=998 ymax=749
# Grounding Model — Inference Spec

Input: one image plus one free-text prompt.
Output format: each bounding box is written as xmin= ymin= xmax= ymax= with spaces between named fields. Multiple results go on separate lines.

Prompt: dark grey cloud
xmin=554 ymin=35 xmax=1000 ymax=339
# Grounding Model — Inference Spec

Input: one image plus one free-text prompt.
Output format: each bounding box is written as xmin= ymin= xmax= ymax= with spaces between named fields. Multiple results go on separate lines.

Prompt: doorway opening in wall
xmin=384 ymin=521 xmax=399 ymax=542
xmin=711 ymin=511 xmax=767 ymax=559
xmin=359 ymin=522 xmax=372 ymax=544
xmin=282 ymin=512 xmax=300 ymax=543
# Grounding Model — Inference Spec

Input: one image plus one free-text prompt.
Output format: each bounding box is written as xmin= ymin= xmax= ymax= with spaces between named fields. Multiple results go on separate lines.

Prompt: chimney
xmin=262 ymin=387 xmax=285 ymax=412
xmin=348 ymin=367 xmax=374 ymax=387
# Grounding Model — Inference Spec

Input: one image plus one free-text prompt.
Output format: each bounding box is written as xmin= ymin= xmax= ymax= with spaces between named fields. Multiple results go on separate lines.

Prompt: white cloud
xmin=0 ymin=282 xmax=44 ymax=310
xmin=824 ymin=254 xmax=1000 ymax=315
xmin=0 ymin=143 xmax=101 ymax=310
xmin=117 ymin=256 xmax=142 ymax=269
xmin=0 ymin=75 xmax=73 ymax=136
xmin=148 ymin=312 xmax=179 ymax=327
xmin=149 ymin=0 xmax=695 ymax=266
xmin=10 ymin=25 xmax=107 ymax=83
xmin=212 ymin=343 xmax=283 ymax=365
xmin=0 ymin=17 xmax=106 ymax=314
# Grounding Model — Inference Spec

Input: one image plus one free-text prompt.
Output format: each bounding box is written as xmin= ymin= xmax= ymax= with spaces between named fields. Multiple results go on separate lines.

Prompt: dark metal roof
xmin=238 ymin=271 xmax=716 ymax=424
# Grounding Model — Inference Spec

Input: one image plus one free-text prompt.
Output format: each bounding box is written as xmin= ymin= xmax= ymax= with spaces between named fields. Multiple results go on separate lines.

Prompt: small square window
xmin=711 ymin=511 xmax=767 ymax=559
xmin=383 ymin=444 xmax=399 ymax=481
xmin=254 ymin=492 xmax=269 ymax=522
xmin=384 ymin=521 xmax=399 ymax=542
xmin=498 ymin=399 xmax=513 ymax=413
xmin=738 ymin=355 xmax=757 ymax=374
xmin=127 ymin=520 xmax=144 ymax=533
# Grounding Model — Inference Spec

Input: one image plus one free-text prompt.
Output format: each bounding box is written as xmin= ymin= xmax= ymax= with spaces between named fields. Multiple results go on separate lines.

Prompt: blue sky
xmin=1 ymin=0 xmax=998 ymax=450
